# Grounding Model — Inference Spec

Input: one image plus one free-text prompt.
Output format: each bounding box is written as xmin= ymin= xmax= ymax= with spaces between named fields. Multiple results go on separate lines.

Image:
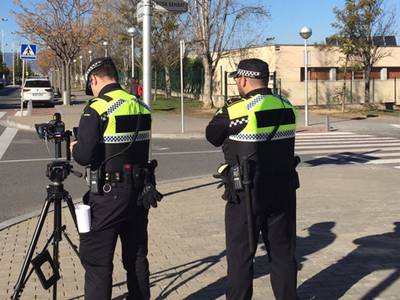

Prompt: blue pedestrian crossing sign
xmin=20 ymin=44 xmax=37 ymax=60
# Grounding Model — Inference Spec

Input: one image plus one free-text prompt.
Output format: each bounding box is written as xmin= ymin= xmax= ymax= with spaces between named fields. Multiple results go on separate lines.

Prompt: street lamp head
xmin=79 ymin=55 xmax=83 ymax=59
xmin=1 ymin=18 xmax=8 ymax=21
xmin=103 ymin=41 xmax=108 ymax=47
xmin=73 ymin=59 xmax=77 ymax=62
xmin=127 ymin=27 xmax=136 ymax=37
xmin=299 ymin=26 xmax=312 ymax=40
xmin=88 ymin=50 xmax=92 ymax=54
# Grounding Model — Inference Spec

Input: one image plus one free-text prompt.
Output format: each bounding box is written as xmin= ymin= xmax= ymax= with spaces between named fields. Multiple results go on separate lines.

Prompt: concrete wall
xmin=213 ymin=44 xmax=400 ymax=107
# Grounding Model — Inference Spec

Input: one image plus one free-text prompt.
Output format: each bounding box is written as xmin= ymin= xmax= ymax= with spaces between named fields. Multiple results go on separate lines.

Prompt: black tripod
xmin=12 ymin=114 xmax=82 ymax=300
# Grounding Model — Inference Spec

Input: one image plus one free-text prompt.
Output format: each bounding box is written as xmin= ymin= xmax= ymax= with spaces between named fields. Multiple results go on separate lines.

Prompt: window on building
xmin=388 ymin=67 xmax=400 ymax=79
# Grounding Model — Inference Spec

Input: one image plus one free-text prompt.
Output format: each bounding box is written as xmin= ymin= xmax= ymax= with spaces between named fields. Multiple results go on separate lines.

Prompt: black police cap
xmin=85 ymin=57 xmax=117 ymax=96
xmin=228 ymin=58 xmax=269 ymax=79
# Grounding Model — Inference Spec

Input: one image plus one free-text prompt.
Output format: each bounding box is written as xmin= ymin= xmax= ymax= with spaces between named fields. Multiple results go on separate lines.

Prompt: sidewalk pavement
xmin=2 ymin=95 xmax=400 ymax=299
xmin=1 ymin=165 xmax=400 ymax=299
xmin=0 ymin=91 xmax=328 ymax=136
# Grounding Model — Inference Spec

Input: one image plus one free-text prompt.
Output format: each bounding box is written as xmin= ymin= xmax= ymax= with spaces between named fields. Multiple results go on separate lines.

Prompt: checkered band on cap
xmin=85 ymin=60 xmax=105 ymax=80
xmin=229 ymin=117 xmax=248 ymax=128
xmin=229 ymin=129 xmax=296 ymax=142
xmin=236 ymin=68 xmax=261 ymax=78
xmin=103 ymin=131 xmax=151 ymax=143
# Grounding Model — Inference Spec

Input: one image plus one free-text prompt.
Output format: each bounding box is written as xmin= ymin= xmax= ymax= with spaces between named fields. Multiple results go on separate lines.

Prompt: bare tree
xmin=332 ymin=0 xmax=396 ymax=105
xmin=14 ymin=0 xmax=107 ymax=105
xmin=187 ymin=0 xmax=269 ymax=108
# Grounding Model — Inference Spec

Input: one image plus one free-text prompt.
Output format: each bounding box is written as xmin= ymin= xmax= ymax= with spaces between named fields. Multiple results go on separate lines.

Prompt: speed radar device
xmin=12 ymin=113 xmax=82 ymax=300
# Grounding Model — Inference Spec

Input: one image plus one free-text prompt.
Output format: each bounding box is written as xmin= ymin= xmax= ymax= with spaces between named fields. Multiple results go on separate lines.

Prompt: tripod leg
xmin=11 ymin=197 xmax=52 ymax=300
xmin=65 ymin=194 xmax=78 ymax=231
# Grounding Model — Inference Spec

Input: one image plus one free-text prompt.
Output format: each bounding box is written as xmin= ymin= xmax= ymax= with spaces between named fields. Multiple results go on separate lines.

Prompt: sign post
xmin=180 ymin=39 xmax=185 ymax=133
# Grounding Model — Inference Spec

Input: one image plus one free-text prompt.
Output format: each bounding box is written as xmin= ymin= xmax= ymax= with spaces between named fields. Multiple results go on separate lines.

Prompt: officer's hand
xmin=70 ymin=140 xmax=78 ymax=154
xmin=137 ymin=183 xmax=163 ymax=209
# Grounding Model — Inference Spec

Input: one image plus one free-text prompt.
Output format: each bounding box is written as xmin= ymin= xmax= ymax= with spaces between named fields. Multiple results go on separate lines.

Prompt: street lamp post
xmin=1 ymin=18 xmax=8 ymax=80
xmin=79 ymin=55 xmax=83 ymax=89
xmin=299 ymin=26 xmax=312 ymax=127
xmin=102 ymin=41 xmax=108 ymax=57
xmin=73 ymin=59 xmax=77 ymax=88
xmin=127 ymin=27 xmax=136 ymax=78
xmin=88 ymin=50 xmax=92 ymax=62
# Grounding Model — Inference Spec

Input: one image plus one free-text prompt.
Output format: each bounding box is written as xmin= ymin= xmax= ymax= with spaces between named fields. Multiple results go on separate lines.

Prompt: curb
xmin=0 ymin=117 xmax=206 ymax=139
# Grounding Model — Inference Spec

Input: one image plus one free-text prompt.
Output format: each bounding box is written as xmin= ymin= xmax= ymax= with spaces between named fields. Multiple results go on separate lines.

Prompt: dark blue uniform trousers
xmin=79 ymin=187 xmax=150 ymax=300
xmin=225 ymin=192 xmax=298 ymax=300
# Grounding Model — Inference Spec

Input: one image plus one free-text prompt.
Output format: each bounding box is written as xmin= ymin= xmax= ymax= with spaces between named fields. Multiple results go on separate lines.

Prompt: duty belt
xmin=102 ymin=164 xmax=145 ymax=193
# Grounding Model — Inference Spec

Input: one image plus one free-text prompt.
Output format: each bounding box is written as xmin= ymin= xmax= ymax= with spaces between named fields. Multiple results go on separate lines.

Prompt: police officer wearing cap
xmin=206 ymin=58 xmax=300 ymax=300
xmin=70 ymin=57 xmax=162 ymax=300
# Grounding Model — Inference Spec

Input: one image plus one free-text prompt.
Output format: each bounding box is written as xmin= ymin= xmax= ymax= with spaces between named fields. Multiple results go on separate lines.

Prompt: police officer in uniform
xmin=71 ymin=58 xmax=162 ymax=300
xmin=206 ymin=58 xmax=299 ymax=300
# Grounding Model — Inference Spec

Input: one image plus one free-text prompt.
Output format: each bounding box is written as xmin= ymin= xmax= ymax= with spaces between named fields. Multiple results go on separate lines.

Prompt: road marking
xmin=315 ymin=152 xmax=400 ymax=158
xmin=296 ymin=142 xmax=400 ymax=150
xmin=0 ymin=112 xmax=6 ymax=120
xmin=296 ymin=131 xmax=354 ymax=136
xmin=297 ymin=139 xmax=400 ymax=146
xmin=395 ymin=166 xmax=400 ymax=169
xmin=0 ymin=150 xmax=222 ymax=163
xmin=0 ymin=127 xmax=19 ymax=160
xmin=391 ymin=124 xmax=400 ymax=129
xmin=296 ymin=146 xmax=400 ymax=155
xmin=0 ymin=157 xmax=54 ymax=164
xmin=366 ymin=158 xmax=400 ymax=165
xmin=153 ymin=150 xmax=221 ymax=156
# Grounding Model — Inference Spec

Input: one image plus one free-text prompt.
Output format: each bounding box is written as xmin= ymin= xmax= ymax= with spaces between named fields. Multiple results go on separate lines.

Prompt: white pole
xmin=1 ymin=30 xmax=4 ymax=80
xmin=21 ymin=59 xmax=25 ymax=115
xmin=1 ymin=30 xmax=4 ymax=63
xmin=304 ymin=39 xmax=309 ymax=127
xmin=80 ymin=57 xmax=83 ymax=90
xmin=180 ymin=40 xmax=185 ymax=133
xmin=131 ymin=35 xmax=135 ymax=78
xmin=21 ymin=59 xmax=25 ymax=85
xmin=12 ymin=42 xmax=15 ymax=86
xmin=142 ymin=0 xmax=152 ymax=108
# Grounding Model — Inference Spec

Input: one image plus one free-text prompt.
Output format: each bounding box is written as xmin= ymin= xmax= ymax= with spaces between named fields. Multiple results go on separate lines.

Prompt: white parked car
xmin=21 ymin=77 xmax=55 ymax=107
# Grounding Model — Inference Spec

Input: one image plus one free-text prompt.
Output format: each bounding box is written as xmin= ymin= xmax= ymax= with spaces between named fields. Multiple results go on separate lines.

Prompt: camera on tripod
xmin=12 ymin=113 xmax=82 ymax=300
xmin=35 ymin=112 xmax=66 ymax=140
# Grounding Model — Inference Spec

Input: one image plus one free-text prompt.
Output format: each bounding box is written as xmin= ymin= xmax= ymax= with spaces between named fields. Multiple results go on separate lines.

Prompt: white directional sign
xmin=155 ymin=0 xmax=188 ymax=12
xmin=20 ymin=44 xmax=37 ymax=60
xmin=137 ymin=0 xmax=188 ymax=21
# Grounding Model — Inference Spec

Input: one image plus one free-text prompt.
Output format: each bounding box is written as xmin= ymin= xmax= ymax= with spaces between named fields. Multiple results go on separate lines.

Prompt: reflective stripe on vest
xmin=90 ymin=89 xmax=151 ymax=143
xmin=228 ymin=94 xmax=297 ymax=142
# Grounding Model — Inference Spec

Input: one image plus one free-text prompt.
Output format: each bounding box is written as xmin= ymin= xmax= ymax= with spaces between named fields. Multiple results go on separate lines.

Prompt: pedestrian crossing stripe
xmin=296 ymin=131 xmax=400 ymax=169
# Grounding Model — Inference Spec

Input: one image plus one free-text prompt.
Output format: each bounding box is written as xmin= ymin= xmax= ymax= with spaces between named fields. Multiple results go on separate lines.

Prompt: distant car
xmin=21 ymin=78 xmax=55 ymax=107
xmin=0 ymin=78 xmax=4 ymax=89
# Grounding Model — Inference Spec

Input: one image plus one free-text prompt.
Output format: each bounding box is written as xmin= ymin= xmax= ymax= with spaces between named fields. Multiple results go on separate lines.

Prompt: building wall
xmin=214 ymin=44 xmax=400 ymax=107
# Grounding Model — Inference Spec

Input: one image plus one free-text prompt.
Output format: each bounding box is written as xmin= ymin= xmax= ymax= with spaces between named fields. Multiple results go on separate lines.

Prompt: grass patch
xmin=151 ymin=96 xmax=213 ymax=117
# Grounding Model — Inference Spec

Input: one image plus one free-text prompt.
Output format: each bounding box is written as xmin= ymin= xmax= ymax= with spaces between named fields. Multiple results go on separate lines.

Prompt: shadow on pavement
xmin=298 ymin=222 xmax=400 ymax=300
xmin=147 ymin=221 xmax=336 ymax=299
xmin=304 ymin=150 xmax=381 ymax=166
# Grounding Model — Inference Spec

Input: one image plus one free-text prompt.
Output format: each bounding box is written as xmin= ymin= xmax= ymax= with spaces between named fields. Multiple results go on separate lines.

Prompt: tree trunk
xmin=66 ymin=61 xmax=71 ymax=105
xmin=364 ymin=66 xmax=371 ymax=105
xmin=164 ymin=66 xmax=171 ymax=99
xmin=341 ymin=56 xmax=348 ymax=112
xmin=202 ymin=56 xmax=213 ymax=108
xmin=154 ymin=68 xmax=158 ymax=103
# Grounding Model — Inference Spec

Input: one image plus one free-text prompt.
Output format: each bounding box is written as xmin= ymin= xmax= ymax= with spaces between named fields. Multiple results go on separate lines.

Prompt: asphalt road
xmin=1 ymin=85 xmax=399 ymax=223
xmin=0 ymin=126 xmax=224 ymax=222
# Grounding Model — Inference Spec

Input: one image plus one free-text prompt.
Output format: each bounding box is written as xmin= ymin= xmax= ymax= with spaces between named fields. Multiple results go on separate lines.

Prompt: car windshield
xmin=25 ymin=80 xmax=51 ymax=88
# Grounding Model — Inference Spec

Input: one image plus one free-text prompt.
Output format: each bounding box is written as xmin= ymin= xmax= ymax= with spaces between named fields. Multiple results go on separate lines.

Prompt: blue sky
xmin=0 ymin=0 xmax=399 ymax=53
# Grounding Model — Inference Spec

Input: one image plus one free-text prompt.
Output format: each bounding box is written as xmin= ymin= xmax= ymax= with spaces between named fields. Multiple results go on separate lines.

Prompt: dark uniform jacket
xmin=73 ymin=83 xmax=150 ymax=172
xmin=206 ymin=88 xmax=298 ymax=213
